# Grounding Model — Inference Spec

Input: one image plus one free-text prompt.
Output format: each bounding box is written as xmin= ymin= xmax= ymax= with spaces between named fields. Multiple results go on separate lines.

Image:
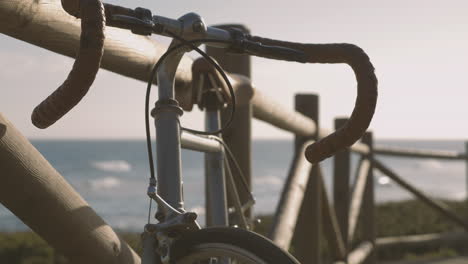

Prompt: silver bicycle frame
xmin=204 ymin=97 xmax=228 ymax=226
xmin=143 ymin=12 xmax=252 ymax=263
xmin=152 ymin=13 xmax=212 ymax=215
xmin=153 ymin=68 xmax=231 ymax=222
xmin=154 ymin=58 xmax=230 ymax=225
xmin=151 ymin=12 xmax=236 ymax=222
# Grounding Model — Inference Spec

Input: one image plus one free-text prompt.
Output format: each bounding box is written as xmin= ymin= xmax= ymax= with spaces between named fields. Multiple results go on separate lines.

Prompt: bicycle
xmin=30 ymin=0 xmax=378 ymax=263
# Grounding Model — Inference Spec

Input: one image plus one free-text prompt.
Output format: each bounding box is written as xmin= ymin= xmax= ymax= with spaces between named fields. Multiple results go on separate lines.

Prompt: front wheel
xmin=170 ymin=227 xmax=300 ymax=264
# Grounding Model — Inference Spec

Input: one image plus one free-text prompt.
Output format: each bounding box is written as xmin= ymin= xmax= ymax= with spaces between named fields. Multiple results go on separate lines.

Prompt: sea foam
xmin=254 ymin=175 xmax=283 ymax=186
xmin=418 ymin=159 xmax=443 ymax=170
xmin=88 ymin=176 xmax=121 ymax=190
xmin=92 ymin=160 xmax=132 ymax=172
xmin=377 ymin=176 xmax=391 ymax=185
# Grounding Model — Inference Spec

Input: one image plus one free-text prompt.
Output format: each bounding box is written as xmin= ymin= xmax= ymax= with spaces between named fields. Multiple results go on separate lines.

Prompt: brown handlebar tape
xmin=248 ymin=37 xmax=378 ymax=163
xmin=50 ymin=1 xmax=377 ymax=155
xmin=31 ymin=0 xmax=105 ymax=129
xmin=62 ymin=0 xmax=136 ymax=27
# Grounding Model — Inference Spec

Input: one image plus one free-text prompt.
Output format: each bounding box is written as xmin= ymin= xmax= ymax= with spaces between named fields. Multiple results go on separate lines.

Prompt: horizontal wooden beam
xmin=0 ymin=0 xmax=321 ymax=137
xmin=0 ymin=0 xmax=378 ymax=146
xmin=374 ymin=146 xmax=467 ymax=160
xmin=0 ymin=0 xmax=194 ymax=110
xmin=0 ymin=113 xmax=140 ymax=264
xmin=376 ymin=231 xmax=468 ymax=249
xmin=349 ymin=141 xmax=371 ymax=155
xmin=252 ymin=90 xmax=317 ymax=137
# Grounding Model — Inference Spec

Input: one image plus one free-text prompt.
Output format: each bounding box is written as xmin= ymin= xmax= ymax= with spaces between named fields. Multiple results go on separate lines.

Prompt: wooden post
xmin=334 ymin=118 xmax=351 ymax=251
xmin=466 ymin=142 xmax=468 ymax=205
xmin=291 ymin=94 xmax=321 ymax=263
xmin=205 ymin=25 xmax=253 ymax=221
xmin=362 ymin=132 xmax=376 ymax=264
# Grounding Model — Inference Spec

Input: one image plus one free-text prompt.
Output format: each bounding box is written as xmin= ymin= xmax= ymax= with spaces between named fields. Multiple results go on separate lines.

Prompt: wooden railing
xmin=370 ymin=145 xmax=468 ymax=259
xmin=207 ymin=40 xmax=468 ymax=263
xmin=1 ymin=3 xmax=467 ymax=262
xmin=268 ymin=118 xmax=468 ymax=264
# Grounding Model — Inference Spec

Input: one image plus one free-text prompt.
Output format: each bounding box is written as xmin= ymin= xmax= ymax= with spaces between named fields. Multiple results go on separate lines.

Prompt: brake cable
xmin=144 ymin=33 xmax=240 ymax=223
xmin=145 ymin=35 xmax=237 ymax=179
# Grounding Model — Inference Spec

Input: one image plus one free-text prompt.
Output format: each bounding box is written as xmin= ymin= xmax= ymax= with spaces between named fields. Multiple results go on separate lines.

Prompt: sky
xmin=1 ymin=0 xmax=467 ymax=140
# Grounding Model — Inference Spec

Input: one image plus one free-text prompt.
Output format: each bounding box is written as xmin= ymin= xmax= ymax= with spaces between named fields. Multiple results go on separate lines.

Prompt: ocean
xmin=0 ymin=139 xmax=466 ymax=231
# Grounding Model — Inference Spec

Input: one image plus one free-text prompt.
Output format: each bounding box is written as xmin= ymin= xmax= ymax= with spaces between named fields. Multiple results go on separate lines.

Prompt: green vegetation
xmin=375 ymin=200 xmax=468 ymax=237
xmin=1 ymin=199 xmax=467 ymax=263
xmin=254 ymin=199 xmax=468 ymax=261
xmin=369 ymin=199 xmax=468 ymax=261
xmin=0 ymin=232 xmax=66 ymax=264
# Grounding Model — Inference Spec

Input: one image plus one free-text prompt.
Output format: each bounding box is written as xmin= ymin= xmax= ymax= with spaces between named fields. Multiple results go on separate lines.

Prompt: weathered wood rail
xmin=1 ymin=1 xmax=467 ymax=263
xmin=0 ymin=114 xmax=141 ymax=264
xmin=267 ymin=116 xmax=468 ymax=264
xmin=206 ymin=38 xmax=468 ymax=263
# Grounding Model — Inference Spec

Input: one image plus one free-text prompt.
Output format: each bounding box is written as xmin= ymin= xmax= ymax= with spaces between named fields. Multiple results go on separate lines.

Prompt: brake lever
xmin=226 ymin=27 xmax=307 ymax=63
xmin=112 ymin=14 xmax=151 ymax=26
xmin=242 ymin=40 xmax=307 ymax=63
xmin=111 ymin=7 xmax=157 ymax=35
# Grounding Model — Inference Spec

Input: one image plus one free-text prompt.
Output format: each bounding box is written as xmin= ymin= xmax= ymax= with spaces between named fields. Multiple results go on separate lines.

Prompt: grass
xmin=255 ymin=199 xmax=468 ymax=261
xmin=370 ymin=199 xmax=468 ymax=261
xmin=1 ymin=199 xmax=467 ymax=263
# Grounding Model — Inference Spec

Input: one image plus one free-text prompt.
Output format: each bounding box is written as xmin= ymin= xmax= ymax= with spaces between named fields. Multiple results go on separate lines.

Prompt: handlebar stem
xmin=156 ymin=13 xmax=204 ymax=99
xmin=152 ymin=12 xmax=226 ymax=217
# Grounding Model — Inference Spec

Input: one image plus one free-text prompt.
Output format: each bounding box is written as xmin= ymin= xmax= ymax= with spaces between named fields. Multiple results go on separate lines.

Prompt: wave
xmin=418 ymin=159 xmax=443 ymax=170
xmin=377 ymin=176 xmax=391 ymax=186
xmin=254 ymin=175 xmax=283 ymax=186
xmin=445 ymin=191 xmax=466 ymax=201
xmin=374 ymin=170 xmax=391 ymax=186
xmin=87 ymin=176 xmax=121 ymax=190
xmin=91 ymin=160 xmax=132 ymax=172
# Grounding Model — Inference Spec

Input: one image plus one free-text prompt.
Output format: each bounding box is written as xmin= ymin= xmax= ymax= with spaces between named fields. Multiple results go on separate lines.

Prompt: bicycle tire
xmin=170 ymin=227 xmax=300 ymax=264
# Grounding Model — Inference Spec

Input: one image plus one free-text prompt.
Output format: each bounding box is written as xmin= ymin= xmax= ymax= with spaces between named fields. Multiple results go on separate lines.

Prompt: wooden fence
xmin=267 ymin=116 xmax=468 ymax=264
xmin=207 ymin=30 xmax=468 ymax=264
xmin=1 ymin=4 xmax=467 ymax=262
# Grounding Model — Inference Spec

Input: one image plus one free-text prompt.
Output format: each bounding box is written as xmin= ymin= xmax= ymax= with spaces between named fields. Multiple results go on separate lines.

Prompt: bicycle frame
xmin=18 ymin=1 xmax=377 ymax=261
xmin=204 ymin=106 xmax=228 ymax=226
xmin=152 ymin=69 xmax=231 ymax=224
xmin=143 ymin=12 xmax=249 ymax=263
xmin=151 ymin=13 xmax=230 ymax=218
